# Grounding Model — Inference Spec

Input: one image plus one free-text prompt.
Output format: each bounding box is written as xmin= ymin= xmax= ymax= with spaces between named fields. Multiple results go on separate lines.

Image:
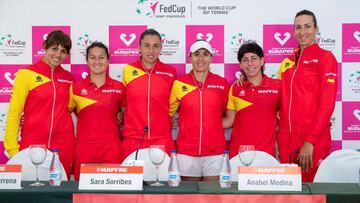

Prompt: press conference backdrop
xmin=0 ymin=0 xmax=359 ymax=163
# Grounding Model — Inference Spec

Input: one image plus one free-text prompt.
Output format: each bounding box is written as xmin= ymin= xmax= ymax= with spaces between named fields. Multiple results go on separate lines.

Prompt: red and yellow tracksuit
xmin=121 ymin=59 xmax=176 ymax=160
xmin=278 ymin=43 xmax=338 ymax=182
xmin=70 ymin=76 xmax=126 ymax=180
xmin=4 ymin=59 xmax=75 ymax=178
xmin=227 ymin=75 xmax=281 ymax=159
xmin=170 ymin=71 xmax=228 ymax=156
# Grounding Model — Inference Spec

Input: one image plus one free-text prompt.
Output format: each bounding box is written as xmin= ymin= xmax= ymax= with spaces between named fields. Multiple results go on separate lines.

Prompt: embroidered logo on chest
xmin=181 ymin=85 xmax=188 ymax=92
xmin=303 ymin=59 xmax=319 ymax=64
xmin=155 ymin=71 xmax=174 ymax=78
xmin=36 ymin=75 xmax=43 ymax=82
xmin=207 ymin=85 xmax=224 ymax=89
xmin=258 ymin=89 xmax=279 ymax=94
xmin=132 ymin=70 xmax=138 ymax=76
xmin=80 ymin=89 xmax=88 ymax=96
xmin=238 ymin=90 xmax=245 ymax=96
xmin=102 ymin=89 xmax=122 ymax=93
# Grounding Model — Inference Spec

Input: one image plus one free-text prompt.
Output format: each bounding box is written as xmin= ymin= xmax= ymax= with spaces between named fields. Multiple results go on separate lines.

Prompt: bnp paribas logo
xmin=0 ymin=33 xmax=26 ymax=49
xmin=136 ymin=0 xmax=159 ymax=17
xmin=77 ymin=33 xmax=94 ymax=47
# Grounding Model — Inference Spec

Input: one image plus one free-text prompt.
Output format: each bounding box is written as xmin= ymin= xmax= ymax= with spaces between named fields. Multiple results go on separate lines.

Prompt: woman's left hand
xmin=297 ymin=141 xmax=314 ymax=172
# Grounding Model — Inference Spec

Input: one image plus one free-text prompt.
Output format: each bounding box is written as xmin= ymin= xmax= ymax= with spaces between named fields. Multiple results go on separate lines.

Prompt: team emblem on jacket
xmin=80 ymin=89 xmax=88 ymax=96
xmin=132 ymin=70 xmax=138 ymax=76
xmin=181 ymin=85 xmax=188 ymax=92
xmin=36 ymin=75 xmax=43 ymax=82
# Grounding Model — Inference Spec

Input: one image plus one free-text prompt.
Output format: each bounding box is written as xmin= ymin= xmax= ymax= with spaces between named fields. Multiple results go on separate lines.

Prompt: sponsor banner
xmin=337 ymin=63 xmax=342 ymax=101
xmin=224 ymin=63 xmax=240 ymax=85
xmin=133 ymin=0 xmax=190 ymax=19
xmin=32 ymin=26 xmax=71 ymax=64
xmin=0 ymin=103 xmax=9 ymax=143
xmin=186 ymin=25 xmax=224 ymax=63
xmin=0 ymin=65 xmax=26 ymax=102
xmin=342 ymin=140 xmax=360 ymax=151
xmin=109 ymin=26 xmax=147 ymax=64
xmin=109 ymin=64 xmax=125 ymax=82
xmin=238 ymin=166 xmax=302 ymax=191
xmin=225 ymin=31 xmax=258 ymax=63
xmin=70 ymin=64 xmax=90 ymax=82
xmin=342 ymin=101 xmax=360 ymax=140
xmin=331 ymin=102 xmax=343 ymax=141
xmin=171 ymin=63 xmax=186 ymax=78
xmin=0 ymin=33 xmax=27 ymax=62
xmin=0 ymin=164 xmax=21 ymax=189
xmin=341 ymin=63 xmax=360 ymax=101
xmin=342 ymin=23 xmax=360 ymax=62
xmin=73 ymin=194 xmax=325 ymax=203
xmin=263 ymin=24 xmax=297 ymax=63
xmin=330 ymin=141 xmax=342 ymax=152
xmin=79 ymin=164 xmax=143 ymax=190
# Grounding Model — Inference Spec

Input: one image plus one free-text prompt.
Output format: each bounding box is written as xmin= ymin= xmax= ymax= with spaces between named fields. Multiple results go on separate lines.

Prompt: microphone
xmin=135 ymin=126 xmax=148 ymax=160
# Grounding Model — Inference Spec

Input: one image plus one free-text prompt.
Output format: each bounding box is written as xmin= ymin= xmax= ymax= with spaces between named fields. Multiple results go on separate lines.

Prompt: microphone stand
xmin=135 ymin=126 xmax=148 ymax=186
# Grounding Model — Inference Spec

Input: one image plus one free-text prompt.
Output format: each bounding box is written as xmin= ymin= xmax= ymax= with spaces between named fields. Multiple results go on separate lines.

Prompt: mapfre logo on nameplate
xmin=0 ymin=164 xmax=22 ymax=189
xmin=79 ymin=164 xmax=143 ymax=190
xmin=238 ymin=166 xmax=301 ymax=191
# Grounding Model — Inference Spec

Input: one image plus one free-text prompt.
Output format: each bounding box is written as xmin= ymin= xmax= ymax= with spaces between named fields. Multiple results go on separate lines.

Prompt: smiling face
xmin=43 ymin=45 xmax=68 ymax=69
xmin=86 ymin=47 xmax=109 ymax=76
xmin=139 ymin=34 xmax=162 ymax=69
xmin=190 ymin=48 xmax=212 ymax=73
xmin=239 ymin=52 xmax=264 ymax=78
xmin=294 ymin=14 xmax=319 ymax=50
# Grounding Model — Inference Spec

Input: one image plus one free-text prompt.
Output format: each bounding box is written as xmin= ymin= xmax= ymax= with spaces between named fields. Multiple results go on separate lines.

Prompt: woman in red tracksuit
xmin=121 ymin=29 xmax=176 ymax=161
xmin=70 ymin=42 xmax=126 ymax=180
xmin=4 ymin=30 xmax=75 ymax=178
xmin=223 ymin=42 xmax=281 ymax=160
xmin=277 ymin=10 xmax=338 ymax=182
xmin=170 ymin=40 xmax=228 ymax=181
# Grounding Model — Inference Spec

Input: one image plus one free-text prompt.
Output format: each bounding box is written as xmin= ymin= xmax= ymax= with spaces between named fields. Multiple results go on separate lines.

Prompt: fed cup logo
xmin=349 ymin=70 xmax=360 ymax=84
xmin=274 ymin=32 xmax=291 ymax=46
xmin=120 ymin=33 xmax=136 ymax=47
xmin=354 ymin=31 xmax=360 ymax=43
xmin=196 ymin=33 xmax=213 ymax=42
xmin=136 ymin=0 xmax=159 ymax=17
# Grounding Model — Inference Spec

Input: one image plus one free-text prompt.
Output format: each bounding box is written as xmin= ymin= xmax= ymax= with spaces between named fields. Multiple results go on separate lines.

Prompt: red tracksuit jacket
xmin=170 ymin=71 xmax=228 ymax=156
xmin=278 ymin=43 xmax=338 ymax=164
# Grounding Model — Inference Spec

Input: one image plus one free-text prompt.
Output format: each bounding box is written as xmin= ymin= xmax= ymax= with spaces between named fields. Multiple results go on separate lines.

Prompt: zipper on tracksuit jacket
xmin=48 ymin=69 xmax=56 ymax=148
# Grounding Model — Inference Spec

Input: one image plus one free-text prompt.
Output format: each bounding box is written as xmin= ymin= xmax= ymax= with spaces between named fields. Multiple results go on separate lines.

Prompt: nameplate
xmin=79 ymin=164 xmax=143 ymax=190
xmin=0 ymin=164 xmax=22 ymax=189
xmin=238 ymin=166 xmax=301 ymax=191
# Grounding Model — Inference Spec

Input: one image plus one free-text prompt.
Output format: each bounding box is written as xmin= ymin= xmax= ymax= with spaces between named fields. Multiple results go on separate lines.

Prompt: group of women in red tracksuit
xmin=4 ymin=10 xmax=337 ymax=182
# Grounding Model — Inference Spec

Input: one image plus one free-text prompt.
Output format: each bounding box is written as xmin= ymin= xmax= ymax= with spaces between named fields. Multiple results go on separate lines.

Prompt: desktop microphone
xmin=135 ymin=126 xmax=148 ymax=160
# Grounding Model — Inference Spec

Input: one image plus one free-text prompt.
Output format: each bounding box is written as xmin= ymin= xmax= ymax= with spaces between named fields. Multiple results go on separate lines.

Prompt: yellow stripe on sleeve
xmin=278 ymin=58 xmax=295 ymax=80
xmin=123 ymin=64 xmax=146 ymax=85
xmin=227 ymin=85 xmax=253 ymax=112
xmin=72 ymin=95 xmax=98 ymax=113
xmin=169 ymin=80 xmax=197 ymax=116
